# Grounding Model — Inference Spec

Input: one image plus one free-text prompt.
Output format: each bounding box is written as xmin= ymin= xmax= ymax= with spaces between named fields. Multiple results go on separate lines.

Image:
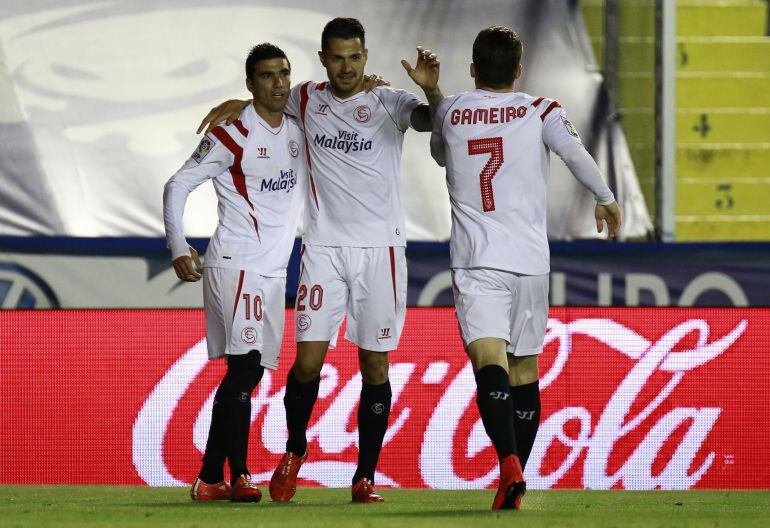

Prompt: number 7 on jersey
xmin=467 ymin=137 xmax=504 ymax=212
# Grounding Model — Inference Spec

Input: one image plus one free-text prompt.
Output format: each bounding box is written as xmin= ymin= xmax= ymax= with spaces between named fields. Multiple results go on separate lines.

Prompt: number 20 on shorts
xmin=297 ymin=284 xmax=323 ymax=311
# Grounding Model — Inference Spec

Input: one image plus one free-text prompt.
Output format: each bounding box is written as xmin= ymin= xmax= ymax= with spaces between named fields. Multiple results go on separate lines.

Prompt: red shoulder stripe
xmin=210 ymin=127 xmax=258 ymax=235
xmin=299 ymin=82 xmax=320 ymax=209
xmin=532 ymin=97 xmax=544 ymax=106
xmin=233 ymin=119 xmax=249 ymax=138
xmin=540 ymin=101 xmax=561 ymax=121
xmin=315 ymin=81 xmax=328 ymax=90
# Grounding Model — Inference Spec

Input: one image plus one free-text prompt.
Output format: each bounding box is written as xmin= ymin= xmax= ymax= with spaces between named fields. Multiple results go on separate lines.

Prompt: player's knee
xmin=359 ymin=350 xmax=389 ymax=385
xmin=224 ymin=350 xmax=264 ymax=396
xmin=508 ymin=355 xmax=539 ymax=386
xmin=292 ymin=356 xmax=323 ymax=383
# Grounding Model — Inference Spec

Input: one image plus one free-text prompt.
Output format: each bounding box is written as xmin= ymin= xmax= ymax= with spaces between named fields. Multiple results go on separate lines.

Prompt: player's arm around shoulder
xmin=163 ymin=131 xmax=232 ymax=282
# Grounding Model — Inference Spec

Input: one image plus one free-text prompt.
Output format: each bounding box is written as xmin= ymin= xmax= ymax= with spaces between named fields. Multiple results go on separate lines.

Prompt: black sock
xmin=475 ymin=365 xmax=517 ymax=461
xmin=198 ymin=351 xmax=263 ymax=486
xmin=510 ymin=380 xmax=541 ymax=470
xmin=283 ymin=368 xmax=320 ymax=456
xmin=199 ymin=383 xmax=229 ymax=484
xmin=352 ymin=380 xmax=392 ymax=485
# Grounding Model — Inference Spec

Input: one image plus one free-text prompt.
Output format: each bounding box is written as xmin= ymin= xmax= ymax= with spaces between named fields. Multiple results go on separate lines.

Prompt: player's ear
xmin=363 ymin=48 xmax=368 ymax=63
xmin=318 ymin=50 xmax=326 ymax=67
xmin=470 ymin=63 xmax=477 ymax=79
xmin=245 ymin=77 xmax=255 ymax=95
xmin=515 ymin=64 xmax=523 ymax=80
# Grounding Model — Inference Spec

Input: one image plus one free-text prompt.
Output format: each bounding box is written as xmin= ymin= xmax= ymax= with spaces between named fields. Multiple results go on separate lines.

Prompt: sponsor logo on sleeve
xmin=191 ymin=137 xmax=214 ymax=163
xmin=562 ymin=116 xmax=580 ymax=138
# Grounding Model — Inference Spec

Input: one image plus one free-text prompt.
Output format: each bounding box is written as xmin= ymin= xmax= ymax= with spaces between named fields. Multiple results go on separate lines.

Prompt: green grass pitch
xmin=1 ymin=486 xmax=769 ymax=527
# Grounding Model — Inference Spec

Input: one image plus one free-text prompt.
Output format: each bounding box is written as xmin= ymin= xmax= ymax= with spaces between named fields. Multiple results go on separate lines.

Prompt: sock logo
xmin=489 ymin=391 xmax=510 ymax=400
xmin=239 ymin=392 xmax=250 ymax=403
xmin=516 ymin=410 xmax=536 ymax=420
xmin=371 ymin=403 xmax=385 ymax=414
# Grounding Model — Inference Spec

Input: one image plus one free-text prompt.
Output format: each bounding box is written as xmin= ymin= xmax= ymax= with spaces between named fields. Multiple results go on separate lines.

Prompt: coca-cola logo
xmin=132 ymin=316 xmax=747 ymax=489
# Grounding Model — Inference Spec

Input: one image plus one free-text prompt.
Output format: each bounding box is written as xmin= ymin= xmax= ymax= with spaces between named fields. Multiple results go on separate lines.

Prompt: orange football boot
xmin=190 ymin=478 xmax=231 ymax=501
xmin=269 ymin=450 xmax=308 ymax=502
xmin=492 ymin=454 xmax=526 ymax=510
xmin=230 ymin=474 xmax=262 ymax=502
xmin=351 ymin=478 xmax=384 ymax=503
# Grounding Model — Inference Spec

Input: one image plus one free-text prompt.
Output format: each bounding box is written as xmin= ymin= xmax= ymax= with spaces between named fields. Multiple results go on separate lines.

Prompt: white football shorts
xmin=294 ymin=245 xmax=407 ymax=352
xmin=452 ymin=268 xmax=549 ymax=356
xmin=203 ymin=267 xmax=286 ymax=369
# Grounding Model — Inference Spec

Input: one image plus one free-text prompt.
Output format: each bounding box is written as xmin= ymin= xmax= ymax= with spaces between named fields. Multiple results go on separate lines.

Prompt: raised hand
xmin=197 ymin=99 xmax=251 ymax=134
xmin=401 ymin=46 xmax=440 ymax=91
xmin=595 ymin=202 xmax=622 ymax=239
xmin=172 ymin=247 xmax=203 ymax=282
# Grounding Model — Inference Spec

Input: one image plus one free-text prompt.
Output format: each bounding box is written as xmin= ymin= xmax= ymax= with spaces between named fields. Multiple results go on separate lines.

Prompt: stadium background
xmin=1 ymin=0 xmax=769 ymax=493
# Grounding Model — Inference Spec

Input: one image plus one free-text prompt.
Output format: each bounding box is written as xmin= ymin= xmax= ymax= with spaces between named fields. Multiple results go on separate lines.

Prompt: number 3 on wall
xmin=468 ymin=137 xmax=504 ymax=212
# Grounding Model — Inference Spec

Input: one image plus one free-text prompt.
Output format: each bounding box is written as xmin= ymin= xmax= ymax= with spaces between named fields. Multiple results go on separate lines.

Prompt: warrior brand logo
xmin=260 ymin=169 xmax=297 ymax=193
xmin=314 ymin=130 xmax=373 ymax=154
xmin=288 ymin=139 xmax=299 ymax=158
xmin=297 ymin=313 xmax=311 ymax=332
xmin=241 ymin=327 xmax=257 ymax=344
xmin=516 ymin=410 xmax=536 ymax=420
xmin=239 ymin=391 xmax=250 ymax=403
xmin=316 ymin=104 xmax=329 ymax=115
xmin=489 ymin=391 xmax=510 ymax=400
xmin=371 ymin=403 xmax=386 ymax=415
xmin=257 ymin=147 xmax=269 ymax=158
xmin=354 ymin=105 xmax=371 ymax=123
xmin=379 ymin=328 xmax=391 ymax=339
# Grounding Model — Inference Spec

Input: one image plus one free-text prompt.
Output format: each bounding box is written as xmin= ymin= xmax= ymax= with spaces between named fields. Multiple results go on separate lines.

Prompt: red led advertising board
xmin=1 ymin=308 xmax=768 ymax=489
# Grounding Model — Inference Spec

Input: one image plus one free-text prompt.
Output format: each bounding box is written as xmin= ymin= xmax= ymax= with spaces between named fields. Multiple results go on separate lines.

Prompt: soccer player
xmin=426 ymin=26 xmax=621 ymax=509
xmin=163 ymin=43 xmax=305 ymax=503
xmin=196 ymin=17 xmax=442 ymax=503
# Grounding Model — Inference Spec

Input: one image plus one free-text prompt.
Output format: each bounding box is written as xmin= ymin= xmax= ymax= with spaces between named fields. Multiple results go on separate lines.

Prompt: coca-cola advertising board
xmin=1 ymin=308 xmax=768 ymax=489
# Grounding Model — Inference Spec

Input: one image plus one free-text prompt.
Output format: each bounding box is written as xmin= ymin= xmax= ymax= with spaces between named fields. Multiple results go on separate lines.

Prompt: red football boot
xmin=190 ymin=478 xmax=231 ymax=501
xmin=231 ymin=474 xmax=262 ymax=503
xmin=351 ymin=478 xmax=384 ymax=503
xmin=491 ymin=454 xmax=526 ymax=510
xmin=269 ymin=450 xmax=308 ymax=502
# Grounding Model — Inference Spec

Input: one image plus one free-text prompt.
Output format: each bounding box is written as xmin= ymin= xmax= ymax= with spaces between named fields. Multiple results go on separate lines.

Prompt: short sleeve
xmin=285 ymin=84 xmax=304 ymax=122
xmin=430 ymin=96 xmax=457 ymax=167
xmin=375 ymin=88 xmax=421 ymax=132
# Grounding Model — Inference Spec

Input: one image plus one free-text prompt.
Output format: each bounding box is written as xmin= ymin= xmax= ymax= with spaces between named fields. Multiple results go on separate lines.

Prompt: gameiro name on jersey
xmin=163 ymin=104 xmax=306 ymax=277
xmin=285 ymin=81 xmax=421 ymax=248
xmin=431 ymin=90 xmax=615 ymax=276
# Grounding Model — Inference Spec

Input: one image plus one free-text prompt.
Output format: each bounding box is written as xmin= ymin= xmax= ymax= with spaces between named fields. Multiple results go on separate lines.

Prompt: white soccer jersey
xmin=164 ymin=104 xmax=306 ymax=276
xmin=285 ymin=82 xmax=421 ymax=247
xmin=431 ymin=90 xmax=615 ymax=275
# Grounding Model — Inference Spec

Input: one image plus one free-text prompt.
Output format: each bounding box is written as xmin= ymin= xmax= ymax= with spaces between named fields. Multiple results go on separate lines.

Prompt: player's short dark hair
xmin=245 ymin=43 xmax=290 ymax=79
xmin=472 ymin=26 xmax=522 ymax=88
xmin=321 ymin=17 xmax=365 ymax=51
